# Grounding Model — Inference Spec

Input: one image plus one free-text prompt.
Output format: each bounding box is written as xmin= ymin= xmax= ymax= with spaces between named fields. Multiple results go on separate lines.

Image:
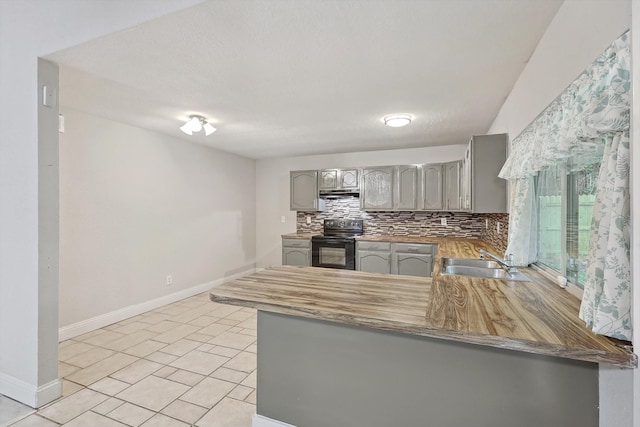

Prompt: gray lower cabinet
xmin=282 ymin=239 xmax=311 ymax=266
xmin=391 ymin=243 xmax=434 ymax=277
xmin=393 ymin=253 xmax=433 ymax=277
xmin=357 ymin=241 xmax=436 ymax=277
xmin=356 ymin=241 xmax=392 ymax=274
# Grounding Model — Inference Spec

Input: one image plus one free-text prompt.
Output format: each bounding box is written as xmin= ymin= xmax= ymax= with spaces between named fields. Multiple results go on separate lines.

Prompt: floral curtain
xmin=504 ymin=177 xmax=537 ymax=266
xmin=498 ymin=31 xmax=631 ymax=340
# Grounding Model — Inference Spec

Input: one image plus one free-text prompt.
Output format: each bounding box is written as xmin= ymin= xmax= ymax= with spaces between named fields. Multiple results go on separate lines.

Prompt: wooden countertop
xmin=212 ymin=238 xmax=635 ymax=367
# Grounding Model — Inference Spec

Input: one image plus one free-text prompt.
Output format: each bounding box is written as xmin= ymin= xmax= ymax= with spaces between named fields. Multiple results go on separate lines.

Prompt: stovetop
xmin=312 ymin=219 xmax=363 ymax=240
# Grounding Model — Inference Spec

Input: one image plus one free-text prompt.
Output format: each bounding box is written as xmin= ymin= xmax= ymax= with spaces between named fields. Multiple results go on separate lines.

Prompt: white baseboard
xmin=58 ymin=268 xmax=256 ymax=342
xmin=253 ymin=414 xmax=297 ymax=427
xmin=0 ymin=373 xmax=61 ymax=409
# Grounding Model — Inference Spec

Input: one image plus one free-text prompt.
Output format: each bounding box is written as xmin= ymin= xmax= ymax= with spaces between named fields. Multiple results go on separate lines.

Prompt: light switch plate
xmin=43 ymin=85 xmax=57 ymax=108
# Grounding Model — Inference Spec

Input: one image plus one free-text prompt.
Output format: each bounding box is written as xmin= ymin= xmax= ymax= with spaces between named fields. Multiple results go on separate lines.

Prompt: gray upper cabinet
xmin=319 ymin=168 xmax=360 ymax=191
xmin=340 ymin=169 xmax=359 ymax=189
xmin=319 ymin=169 xmax=339 ymax=190
xmin=467 ymin=134 xmax=508 ymax=213
xmin=361 ymin=166 xmax=394 ymax=210
xmin=395 ymin=165 xmax=420 ymax=211
xmin=423 ymin=164 xmax=444 ymax=210
xmin=290 ymin=170 xmax=323 ymax=211
xmin=444 ymin=161 xmax=462 ymax=211
xmin=462 ymin=146 xmax=472 ymax=211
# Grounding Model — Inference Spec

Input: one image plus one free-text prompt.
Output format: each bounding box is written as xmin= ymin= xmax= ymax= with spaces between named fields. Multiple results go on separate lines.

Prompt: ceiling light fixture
xmin=180 ymin=115 xmax=216 ymax=136
xmin=383 ymin=114 xmax=412 ymax=128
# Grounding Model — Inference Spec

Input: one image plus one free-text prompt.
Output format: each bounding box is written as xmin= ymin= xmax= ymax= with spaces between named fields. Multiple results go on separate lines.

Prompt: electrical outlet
xmin=497 ymin=222 xmax=501 ymax=234
xmin=306 ymin=216 xmax=311 ymax=225
xmin=280 ymin=216 xmax=286 ymax=224
xmin=485 ymin=218 xmax=489 ymax=229
xmin=440 ymin=218 xmax=447 ymax=226
xmin=166 ymin=275 xmax=173 ymax=286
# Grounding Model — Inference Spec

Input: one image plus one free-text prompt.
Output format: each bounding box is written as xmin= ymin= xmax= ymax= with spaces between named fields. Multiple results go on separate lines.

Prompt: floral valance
xmin=499 ymin=31 xmax=630 ymax=180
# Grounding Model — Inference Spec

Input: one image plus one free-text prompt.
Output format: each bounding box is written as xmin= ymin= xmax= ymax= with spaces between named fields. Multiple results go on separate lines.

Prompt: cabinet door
xmin=340 ymin=169 xmax=359 ymax=190
xmin=462 ymin=143 xmax=472 ymax=210
xmin=357 ymin=251 xmax=391 ymax=274
xmin=283 ymin=248 xmax=310 ymax=266
xmin=361 ymin=167 xmax=394 ymax=210
xmin=444 ymin=161 xmax=461 ymax=211
xmin=395 ymin=165 xmax=419 ymax=210
xmin=393 ymin=253 xmax=433 ymax=277
xmin=290 ymin=170 xmax=319 ymax=211
xmin=319 ymin=169 xmax=339 ymax=190
xmin=470 ymin=134 xmax=508 ymax=213
xmin=423 ymin=164 xmax=443 ymax=210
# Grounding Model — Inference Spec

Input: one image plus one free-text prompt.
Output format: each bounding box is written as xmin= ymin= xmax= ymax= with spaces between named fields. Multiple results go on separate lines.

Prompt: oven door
xmin=312 ymin=238 xmax=356 ymax=270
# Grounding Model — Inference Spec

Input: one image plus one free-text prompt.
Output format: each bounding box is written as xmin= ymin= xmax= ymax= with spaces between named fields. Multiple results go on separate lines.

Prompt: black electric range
xmin=311 ymin=219 xmax=363 ymax=270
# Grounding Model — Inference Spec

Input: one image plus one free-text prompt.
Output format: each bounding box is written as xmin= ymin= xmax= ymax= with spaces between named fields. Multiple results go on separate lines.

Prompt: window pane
xmin=537 ymin=165 xmax=563 ymax=271
xmin=566 ymin=163 xmax=599 ymax=287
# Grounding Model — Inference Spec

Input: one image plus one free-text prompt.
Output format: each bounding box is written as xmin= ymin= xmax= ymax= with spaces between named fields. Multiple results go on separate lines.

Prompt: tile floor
xmin=4 ymin=293 xmax=257 ymax=427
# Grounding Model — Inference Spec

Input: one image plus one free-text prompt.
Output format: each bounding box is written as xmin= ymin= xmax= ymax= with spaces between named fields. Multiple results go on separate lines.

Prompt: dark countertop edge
xmin=210 ymin=293 xmax=637 ymax=368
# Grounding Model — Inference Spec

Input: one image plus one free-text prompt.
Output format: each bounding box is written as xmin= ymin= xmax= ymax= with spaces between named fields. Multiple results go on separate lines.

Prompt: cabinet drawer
xmin=357 ymin=241 xmax=391 ymax=251
xmin=282 ymin=239 xmax=311 ymax=248
xmin=392 ymin=243 xmax=434 ymax=254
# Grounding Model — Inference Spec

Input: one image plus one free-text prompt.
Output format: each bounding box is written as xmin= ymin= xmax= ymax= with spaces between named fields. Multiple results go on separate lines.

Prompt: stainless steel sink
xmin=441 ymin=257 xmax=502 ymax=269
xmin=440 ymin=258 xmax=531 ymax=282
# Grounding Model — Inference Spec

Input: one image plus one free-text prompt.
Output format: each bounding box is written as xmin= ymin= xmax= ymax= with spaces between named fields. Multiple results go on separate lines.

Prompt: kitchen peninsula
xmin=210 ymin=238 xmax=635 ymax=427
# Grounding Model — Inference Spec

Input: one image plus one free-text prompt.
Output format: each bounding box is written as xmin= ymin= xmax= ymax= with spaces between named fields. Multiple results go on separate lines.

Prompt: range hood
xmin=319 ymin=189 xmax=360 ymax=199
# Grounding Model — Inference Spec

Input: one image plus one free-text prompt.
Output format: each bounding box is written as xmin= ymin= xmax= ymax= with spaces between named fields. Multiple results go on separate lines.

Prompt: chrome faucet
xmin=479 ymin=250 xmax=519 ymax=275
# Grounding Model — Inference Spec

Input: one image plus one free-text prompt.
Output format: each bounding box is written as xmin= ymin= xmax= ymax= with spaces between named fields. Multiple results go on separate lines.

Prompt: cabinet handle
xmin=370 ymin=245 xmax=379 ymax=249
xmin=407 ymin=247 xmax=420 ymax=252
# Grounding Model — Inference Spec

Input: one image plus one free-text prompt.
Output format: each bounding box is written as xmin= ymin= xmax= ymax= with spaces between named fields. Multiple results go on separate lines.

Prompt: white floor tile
xmin=160 ymin=400 xmax=208 ymax=425
xmin=194 ymin=397 xmax=255 ymax=427
xmin=179 ymin=378 xmax=234 ymax=409
xmin=140 ymin=414 xmax=190 ymax=427
xmin=37 ymin=388 xmax=108 ymax=424
xmin=169 ymin=351 xmax=228 ymax=376
xmin=107 ymin=402 xmax=155 ymax=426
xmin=115 ymin=376 xmax=189 ymax=412
xmin=110 ymin=359 xmax=163 ymax=384
xmin=62 ymin=411 xmax=128 ymax=427
xmin=0 ymin=394 xmax=34 ymax=427
xmin=6 ymin=414 xmax=58 ymax=427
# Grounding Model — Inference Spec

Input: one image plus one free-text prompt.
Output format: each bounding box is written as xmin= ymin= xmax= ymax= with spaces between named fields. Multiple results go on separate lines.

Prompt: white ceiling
xmin=48 ymin=0 xmax=563 ymax=159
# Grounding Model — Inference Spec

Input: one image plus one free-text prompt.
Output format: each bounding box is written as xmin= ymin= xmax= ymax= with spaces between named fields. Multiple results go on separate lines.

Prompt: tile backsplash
xmin=296 ymin=197 xmax=509 ymax=253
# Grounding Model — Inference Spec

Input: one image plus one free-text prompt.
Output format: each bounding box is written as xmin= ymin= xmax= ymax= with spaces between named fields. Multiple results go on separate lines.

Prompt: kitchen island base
xmin=257 ymin=311 xmax=598 ymax=427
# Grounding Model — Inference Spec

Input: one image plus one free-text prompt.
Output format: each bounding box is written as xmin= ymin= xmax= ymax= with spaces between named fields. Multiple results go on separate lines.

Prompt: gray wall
xmin=59 ymin=109 xmax=256 ymax=328
xmin=258 ymin=312 xmax=598 ymax=427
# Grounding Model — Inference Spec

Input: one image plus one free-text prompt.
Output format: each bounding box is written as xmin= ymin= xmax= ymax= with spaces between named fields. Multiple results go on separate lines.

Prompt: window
xmin=536 ymin=159 xmax=600 ymax=288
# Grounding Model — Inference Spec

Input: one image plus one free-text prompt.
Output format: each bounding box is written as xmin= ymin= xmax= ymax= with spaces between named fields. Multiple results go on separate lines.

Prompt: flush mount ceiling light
xmin=383 ymin=114 xmax=412 ymax=128
xmin=180 ymin=115 xmax=216 ymax=136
